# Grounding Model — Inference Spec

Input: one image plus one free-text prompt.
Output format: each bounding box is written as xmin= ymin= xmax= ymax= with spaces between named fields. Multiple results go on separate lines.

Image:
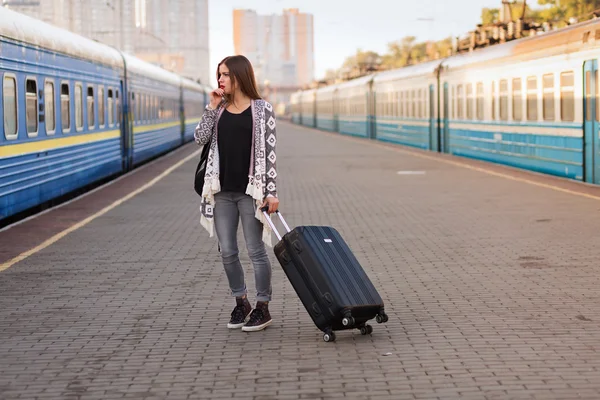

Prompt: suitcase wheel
xmin=342 ymin=316 xmax=355 ymax=327
xmin=323 ymin=330 xmax=336 ymax=342
xmin=360 ymin=325 xmax=373 ymax=335
xmin=376 ymin=312 xmax=389 ymax=324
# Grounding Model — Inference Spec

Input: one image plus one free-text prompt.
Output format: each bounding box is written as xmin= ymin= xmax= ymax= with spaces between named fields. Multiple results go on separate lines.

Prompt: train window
xmin=108 ymin=89 xmax=114 ymax=127
xmin=45 ymin=80 xmax=56 ymax=134
xmin=98 ymin=87 xmax=105 ymax=127
xmin=543 ymin=74 xmax=555 ymax=121
xmin=452 ymin=86 xmax=456 ymax=119
xmin=61 ymin=83 xmax=71 ymax=132
xmin=3 ymin=75 xmax=18 ymax=139
xmin=476 ymin=83 xmax=484 ymax=120
xmin=527 ymin=77 xmax=538 ymax=121
xmin=116 ymin=90 xmax=120 ymax=126
xmin=399 ymin=91 xmax=404 ymax=117
xmin=457 ymin=85 xmax=464 ymax=119
xmin=499 ymin=79 xmax=508 ymax=121
xmin=592 ymin=71 xmax=600 ymax=122
xmin=75 ymin=83 xmax=83 ymax=130
xmin=585 ymin=71 xmax=591 ymax=121
xmin=491 ymin=81 xmax=496 ymax=120
xmin=512 ymin=78 xmax=522 ymax=121
xmin=146 ymin=94 xmax=150 ymax=121
xmin=87 ymin=86 xmax=95 ymax=129
xmin=26 ymin=78 xmax=38 ymax=135
xmin=466 ymin=83 xmax=473 ymax=120
xmin=560 ymin=71 xmax=574 ymax=122
xmin=137 ymin=93 xmax=141 ymax=123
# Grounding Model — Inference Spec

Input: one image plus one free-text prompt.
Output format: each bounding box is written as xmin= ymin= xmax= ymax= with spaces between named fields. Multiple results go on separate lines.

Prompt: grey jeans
xmin=214 ymin=192 xmax=272 ymax=302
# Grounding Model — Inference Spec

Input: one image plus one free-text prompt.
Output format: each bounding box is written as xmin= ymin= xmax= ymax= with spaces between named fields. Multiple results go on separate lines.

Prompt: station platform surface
xmin=2 ymin=121 xmax=600 ymax=399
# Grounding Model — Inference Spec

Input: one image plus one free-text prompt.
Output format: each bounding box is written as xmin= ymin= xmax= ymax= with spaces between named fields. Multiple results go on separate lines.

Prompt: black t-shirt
xmin=218 ymin=106 xmax=253 ymax=193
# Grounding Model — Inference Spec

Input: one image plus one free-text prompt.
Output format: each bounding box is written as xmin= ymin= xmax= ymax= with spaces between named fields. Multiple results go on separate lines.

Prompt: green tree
xmin=482 ymin=8 xmax=500 ymax=24
xmin=537 ymin=0 xmax=599 ymax=25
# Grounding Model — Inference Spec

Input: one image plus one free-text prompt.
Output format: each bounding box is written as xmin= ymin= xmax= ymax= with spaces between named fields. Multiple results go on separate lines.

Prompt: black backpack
xmin=194 ymin=142 xmax=210 ymax=196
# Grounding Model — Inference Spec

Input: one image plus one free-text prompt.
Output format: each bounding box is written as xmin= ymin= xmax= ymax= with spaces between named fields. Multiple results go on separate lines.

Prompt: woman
xmin=194 ymin=55 xmax=279 ymax=332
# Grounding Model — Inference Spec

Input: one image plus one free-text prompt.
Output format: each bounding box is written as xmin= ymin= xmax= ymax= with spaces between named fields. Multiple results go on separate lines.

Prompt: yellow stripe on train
xmin=133 ymin=120 xmax=181 ymax=134
xmin=0 ymin=130 xmax=121 ymax=158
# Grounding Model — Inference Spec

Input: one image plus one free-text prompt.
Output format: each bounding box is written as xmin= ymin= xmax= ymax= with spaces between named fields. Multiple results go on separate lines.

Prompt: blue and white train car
xmin=315 ymin=84 xmax=339 ymax=132
xmin=373 ymin=60 xmax=442 ymax=150
xmin=336 ymin=75 xmax=374 ymax=138
xmin=182 ymin=78 xmax=209 ymax=143
xmin=290 ymin=91 xmax=302 ymax=124
xmin=123 ymin=54 xmax=183 ymax=167
xmin=0 ymin=8 xmax=125 ymax=220
xmin=299 ymin=88 xmax=317 ymax=128
xmin=440 ymin=20 xmax=598 ymax=182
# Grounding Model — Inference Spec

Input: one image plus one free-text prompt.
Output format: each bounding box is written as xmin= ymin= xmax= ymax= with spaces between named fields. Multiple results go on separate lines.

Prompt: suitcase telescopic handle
xmin=261 ymin=206 xmax=291 ymax=241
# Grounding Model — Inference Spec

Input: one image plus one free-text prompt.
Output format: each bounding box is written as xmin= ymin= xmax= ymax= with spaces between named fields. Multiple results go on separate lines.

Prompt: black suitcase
xmin=262 ymin=208 xmax=388 ymax=342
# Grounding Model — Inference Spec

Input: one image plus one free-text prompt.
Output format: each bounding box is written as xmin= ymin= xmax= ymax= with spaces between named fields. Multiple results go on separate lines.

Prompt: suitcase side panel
xmin=274 ymin=240 xmax=331 ymax=331
xmin=295 ymin=226 xmax=383 ymax=308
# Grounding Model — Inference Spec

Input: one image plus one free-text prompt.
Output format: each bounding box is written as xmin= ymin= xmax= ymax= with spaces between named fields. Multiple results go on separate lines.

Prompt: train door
xmin=442 ymin=82 xmax=450 ymax=153
xmin=428 ymin=84 xmax=438 ymax=151
xmin=368 ymin=83 xmax=376 ymax=139
xmin=120 ymin=80 xmax=133 ymax=172
xmin=312 ymin=92 xmax=317 ymax=128
xmin=333 ymin=94 xmax=339 ymax=132
xmin=583 ymin=60 xmax=600 ymax=183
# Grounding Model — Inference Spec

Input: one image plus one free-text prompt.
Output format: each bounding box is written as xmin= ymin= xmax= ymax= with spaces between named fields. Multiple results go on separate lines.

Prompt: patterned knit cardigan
xmin=194 ymin=99 xmax=278 ymax=246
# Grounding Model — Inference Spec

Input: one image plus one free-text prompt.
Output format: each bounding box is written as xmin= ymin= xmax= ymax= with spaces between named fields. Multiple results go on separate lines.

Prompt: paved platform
xmin=2 ymin=121 xmax=600 ymax=399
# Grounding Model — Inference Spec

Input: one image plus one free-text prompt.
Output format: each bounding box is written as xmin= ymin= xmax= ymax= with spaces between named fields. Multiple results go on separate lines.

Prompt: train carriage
xmin=182 ymin=79 xmax=209 ymax=143
xmin=373 ymin=60 xmax=442 ymax=150
xmin=291 ymin=16 xmax=600 ymax=186
xmin=315 ymin=84 xmax=339 ymax=132
xmin=0 ymin=8 xmax=125 ymax=220
xmin=290 ymin=91 xmax=302 ymax=124
xmin=336 ymin=75 xmax=374 ymax=138
xmin=123 ymin=54 xmax=183 ymax=167
xmin=299 ymin=89 xmax=317 ymax=128
xmin=440 ymin=21 xmax=596 ymax=182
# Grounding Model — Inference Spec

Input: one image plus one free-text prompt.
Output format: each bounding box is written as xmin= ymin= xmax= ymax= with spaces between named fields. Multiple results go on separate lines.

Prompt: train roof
xmin=122 ymin=53 xmax=182 ymax=86
xmin=443 ymin=17 xmax=600 ymax=70
xmin=373 ymin=59 xmax=443 ymax=83
xmin=336 ymin=74 xmax=375 ymax=90
xmin=0 ymin=7 xmax=123 ymax=68
xmin=315 ymin=83 xmax=340 ymax=94
xmin=181 ymin=77 xmax=205 ymax=92
xmin=300 ymin=88 xmax=317 ymax=99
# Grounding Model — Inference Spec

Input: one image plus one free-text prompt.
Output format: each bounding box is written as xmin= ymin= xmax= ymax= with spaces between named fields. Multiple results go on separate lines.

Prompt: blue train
xmin=0 ymin=8 xmax=210 ymax=224
xmin=291 ymin=18 xmax=600 ymax=185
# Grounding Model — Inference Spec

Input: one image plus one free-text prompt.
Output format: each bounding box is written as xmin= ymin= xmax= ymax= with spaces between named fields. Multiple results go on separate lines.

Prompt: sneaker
xmin=227 ymin=297 xmax=252 ymax=329
xmin=242 ymin=301 xmax=272 ymax=332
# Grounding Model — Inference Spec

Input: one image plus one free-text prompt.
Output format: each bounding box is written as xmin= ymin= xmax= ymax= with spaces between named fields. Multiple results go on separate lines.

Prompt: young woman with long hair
xmin=194 ymin=55 xmax=279 ymax=332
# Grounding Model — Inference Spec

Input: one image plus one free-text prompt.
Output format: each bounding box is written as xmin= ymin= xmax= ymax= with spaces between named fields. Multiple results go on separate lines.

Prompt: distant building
xmin=233 ymin=8 xmax=314 ymax=88
xmin=2 ymin=0 xmax=210 ymax=84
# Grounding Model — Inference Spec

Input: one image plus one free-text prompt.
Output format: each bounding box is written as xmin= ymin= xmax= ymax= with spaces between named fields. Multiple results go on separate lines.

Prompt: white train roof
xmin=300 ymin=88 xmax=317 ymax=100
xmin=0 ymin=7 xmax=123 ymax=68
xmin=336 ymin=74 xmax=376 ymax=90
xmin=122 ymin=53 xmax=182 ymax=86
xmin=443 ymin=17 xmax=600 ymax=70
xmin=373 ymin=59 xmax=443 ymax=83
xmin=181 ymin=77 xmax=205 ymax=92
xmin=316 ymin=83 xmax=340 ymax=94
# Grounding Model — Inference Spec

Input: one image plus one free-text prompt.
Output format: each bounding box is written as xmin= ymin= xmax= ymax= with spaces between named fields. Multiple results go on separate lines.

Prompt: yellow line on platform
xmin=305 ymin=123 xmax=600 ymax=202
xmin=0 ymin=148 xmax=202 ymax=272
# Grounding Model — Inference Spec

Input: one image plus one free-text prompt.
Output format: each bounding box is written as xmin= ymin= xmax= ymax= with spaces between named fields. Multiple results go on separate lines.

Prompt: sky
xmin=207 ymin=0 xmax=504 ymax=86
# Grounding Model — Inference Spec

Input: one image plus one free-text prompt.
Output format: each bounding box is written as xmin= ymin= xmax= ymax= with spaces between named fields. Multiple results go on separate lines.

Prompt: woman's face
xmin=218 ymin=63 xmax=233 ymax=95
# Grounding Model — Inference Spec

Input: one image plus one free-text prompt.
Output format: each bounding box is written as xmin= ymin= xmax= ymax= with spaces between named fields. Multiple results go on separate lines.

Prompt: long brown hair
xmin=217 ymin=55 xmax=261 ymax=103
